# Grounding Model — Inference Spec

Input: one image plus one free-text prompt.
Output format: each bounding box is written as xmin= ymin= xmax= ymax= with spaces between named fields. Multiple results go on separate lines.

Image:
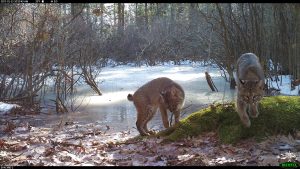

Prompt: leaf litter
xmin=0 ymin=119 xmax=299 ymax=166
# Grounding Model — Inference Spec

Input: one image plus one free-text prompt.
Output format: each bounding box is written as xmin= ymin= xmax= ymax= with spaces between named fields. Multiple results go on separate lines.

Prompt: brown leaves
xmin=44 ymin=148 xmax=55 ymax=157
xmin=0 ymin=139 xmax=6 ymax=149
xmin=1 ymin=120 xmax=300 ymax=166
xmin=4 ymin=121 xmax=16 ymax=133
xmin=8 ymin=143 xmax=27 ymax=152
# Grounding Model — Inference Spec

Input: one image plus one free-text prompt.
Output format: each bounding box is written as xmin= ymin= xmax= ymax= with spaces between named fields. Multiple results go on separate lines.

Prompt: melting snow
xmin=0 ymin=102 xmax=20 ymax=114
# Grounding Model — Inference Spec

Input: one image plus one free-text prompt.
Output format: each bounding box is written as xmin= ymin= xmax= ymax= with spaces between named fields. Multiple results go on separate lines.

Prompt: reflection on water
xmin=41 ymin=64 xmax=237 ymax=134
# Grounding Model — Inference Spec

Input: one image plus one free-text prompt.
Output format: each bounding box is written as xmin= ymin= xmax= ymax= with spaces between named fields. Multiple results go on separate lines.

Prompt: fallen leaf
xmin=44 ymin=148 xmax=55 ymax=157
xmin=9 ymin=143 xmax=27 ymax=152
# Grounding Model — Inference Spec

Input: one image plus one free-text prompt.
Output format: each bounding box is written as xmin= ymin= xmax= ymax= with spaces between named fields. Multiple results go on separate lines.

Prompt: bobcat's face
xmin=161 ymin=86 xmax=185 ymax=113
xmin=238 ymin=79 xmax=264 ymax=104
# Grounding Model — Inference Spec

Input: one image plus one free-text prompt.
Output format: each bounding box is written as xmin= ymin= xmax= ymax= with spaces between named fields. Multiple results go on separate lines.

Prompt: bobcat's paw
xmin=140 ymin=132 xmax=150 ymax=136
xmin=147 ymin=130 xmax=157 ymax=135
xmin=250 ymin=110 xmax=259 ymax=118
xmin=240 ymin=115 xmax=251 ymax=128
xmin=242 ymin=119 xmax=251 ymax=128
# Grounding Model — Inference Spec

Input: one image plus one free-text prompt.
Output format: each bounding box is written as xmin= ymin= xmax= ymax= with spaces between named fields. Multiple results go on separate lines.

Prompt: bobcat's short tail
xmin=127 ymin=94 xmax=134 ymax=101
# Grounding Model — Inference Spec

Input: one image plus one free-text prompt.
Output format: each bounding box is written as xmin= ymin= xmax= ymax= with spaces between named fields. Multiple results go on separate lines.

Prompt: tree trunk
xmin=100 ymin=3 xmax=104 ymax=36
xmin=144 ymin=3 xmax=148 ymax=30
xmin=189 ymin=3 xmax=197 ymax=31
xmin=169 ymin=3 xmax=175 ymax=32
xmin=27 ymin=9 xmax=35 ymax=105
xmin=118 ymin=3 xmax=124 ymax=35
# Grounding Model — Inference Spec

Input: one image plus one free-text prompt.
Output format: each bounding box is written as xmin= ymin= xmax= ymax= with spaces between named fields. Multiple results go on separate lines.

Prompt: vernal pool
xmin=40 ymin=62 xmax=236 ymax=135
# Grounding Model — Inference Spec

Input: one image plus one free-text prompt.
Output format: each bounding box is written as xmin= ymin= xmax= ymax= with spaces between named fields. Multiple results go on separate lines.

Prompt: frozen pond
xmin=40 ymin=62 xmax=237 ymax=135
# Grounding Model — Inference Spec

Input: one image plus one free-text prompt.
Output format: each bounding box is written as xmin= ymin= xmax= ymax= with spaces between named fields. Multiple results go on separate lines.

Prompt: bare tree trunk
xmin=100 ymin=3 xmax=104 ymax=36
xmin=189 ymin=3 xmax=197 ymax=31
xmin=117 ymin=3 xmax=124 ymax=35
xmin=27 ymin=9 xmax=35 ymax=105
xmin=169 ymin=3 xmax=175 ymax=32
xmin=145 ymin=3 xmax=148 ymax=30
xmin=216 ymin=4 xmax=236 ymax=89
xmin=113 ymin=3 xmax=116 ymax=31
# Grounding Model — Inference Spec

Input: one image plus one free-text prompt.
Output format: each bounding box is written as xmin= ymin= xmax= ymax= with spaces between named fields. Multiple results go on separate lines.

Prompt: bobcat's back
xmin=129 ymin=77 xmax=185 ymax=108
xmin=237 ymin=53 xmax=264 ymax=81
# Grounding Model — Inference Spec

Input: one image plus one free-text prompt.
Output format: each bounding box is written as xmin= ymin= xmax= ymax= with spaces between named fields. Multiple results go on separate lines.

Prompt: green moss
xmin=163 ymin=105 xmax=219 ymax=141
xmin=160 ymin=96 xmax=300 ymax=144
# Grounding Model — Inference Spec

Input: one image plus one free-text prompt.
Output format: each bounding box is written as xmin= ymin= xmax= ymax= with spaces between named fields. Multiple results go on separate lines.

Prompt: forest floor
xmin=1 ymin=115 xmax=300 ymax=166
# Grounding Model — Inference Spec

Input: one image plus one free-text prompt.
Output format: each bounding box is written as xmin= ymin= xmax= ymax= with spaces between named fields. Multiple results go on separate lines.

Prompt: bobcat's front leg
xmin=173 ymin=110 xmax=180 ymax=126
xmin=159 ymin=105 xmax=169 ymax=128
xmin=236 ymin=99 xmax=251 ymax=127
xmin=249 ymin=102 xmax=259 ymax=118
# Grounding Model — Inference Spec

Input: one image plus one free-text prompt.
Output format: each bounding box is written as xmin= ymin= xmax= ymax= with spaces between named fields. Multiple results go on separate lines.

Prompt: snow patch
xmin=270 ymin=75 xmax=299 ymax=95
xmin=0 ymin=102 xmax=20 ymax=114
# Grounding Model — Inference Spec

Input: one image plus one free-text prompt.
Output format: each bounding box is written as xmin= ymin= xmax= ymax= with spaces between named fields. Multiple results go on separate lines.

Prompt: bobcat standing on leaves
xmin=127 ymin=77 xmax=185 ymax=136
xmin=236 ymin=53 xmax=265 ymax=127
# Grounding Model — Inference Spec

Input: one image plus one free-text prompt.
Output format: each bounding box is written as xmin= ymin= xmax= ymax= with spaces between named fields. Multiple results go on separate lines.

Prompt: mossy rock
xmin=158 ymin=96 xmax=300 ymax=144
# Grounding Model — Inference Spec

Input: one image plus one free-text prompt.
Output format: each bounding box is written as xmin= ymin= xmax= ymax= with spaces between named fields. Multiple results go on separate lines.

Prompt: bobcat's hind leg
xmin=236 ymin=99 xmax=251 ymax=127
xmin=136 ymin=107 xmax=150 ymax=136
xmin=142 ymin=105 xmax=157 ymax=135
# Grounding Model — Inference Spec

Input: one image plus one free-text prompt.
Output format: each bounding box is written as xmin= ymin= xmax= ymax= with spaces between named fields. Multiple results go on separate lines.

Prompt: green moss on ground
xmin=159 ymin=96 xmax=300 ymax=144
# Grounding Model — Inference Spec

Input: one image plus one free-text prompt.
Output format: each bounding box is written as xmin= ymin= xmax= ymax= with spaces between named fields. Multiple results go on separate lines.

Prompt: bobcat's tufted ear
xmin=240 ymin=79 xmax=246 ymax=84
xmin=160 ymin=90 xmax=167 ymax=96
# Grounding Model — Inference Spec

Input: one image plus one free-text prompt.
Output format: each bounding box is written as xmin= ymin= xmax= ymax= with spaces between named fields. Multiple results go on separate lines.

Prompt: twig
xmin=53 ymin=141 xmax=84 ymax=148
xmin=65 ymin=130 xmax=103 ymax=141
xmin=180 ymin=104 xmax=194 ymax=116
xmin=169 ymin=104 xmax=193 ymax=125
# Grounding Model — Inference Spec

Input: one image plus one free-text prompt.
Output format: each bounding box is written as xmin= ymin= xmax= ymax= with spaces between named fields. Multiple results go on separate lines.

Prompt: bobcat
xmin=127 ymin=77 xmax=185 ymax=136
xmin=236 ymin=53 xmax=265 ymax=127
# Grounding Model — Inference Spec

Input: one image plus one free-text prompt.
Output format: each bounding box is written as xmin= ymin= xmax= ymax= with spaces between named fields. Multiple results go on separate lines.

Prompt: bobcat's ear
xmin=160 ymin=91 xmax=167 ymax=96
xmin=239 ymin=79 xmax=246 ymax=84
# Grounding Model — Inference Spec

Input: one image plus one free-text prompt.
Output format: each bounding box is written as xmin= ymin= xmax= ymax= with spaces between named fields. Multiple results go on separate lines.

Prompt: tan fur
xmin=236 ymin=53 xmax=265 ymax=127
xmin=128 ymin=77 xmax=185 ymax=136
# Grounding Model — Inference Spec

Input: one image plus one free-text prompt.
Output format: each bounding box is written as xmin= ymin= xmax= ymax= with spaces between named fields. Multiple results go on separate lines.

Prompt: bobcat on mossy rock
xmin=127 ymin=77 xmax=185 ymax=136
xmin=236 ymin=53 xmax=265 ymax=127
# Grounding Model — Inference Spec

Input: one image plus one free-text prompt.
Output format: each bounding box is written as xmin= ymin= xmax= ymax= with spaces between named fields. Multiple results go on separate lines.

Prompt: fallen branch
xmin=205 ymin=71 xmax=218 ymax=92
xmin=65 ymin=130 xmax=103 ymax=141
xmin=53 ymin=141 xmax=84 ymax=148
